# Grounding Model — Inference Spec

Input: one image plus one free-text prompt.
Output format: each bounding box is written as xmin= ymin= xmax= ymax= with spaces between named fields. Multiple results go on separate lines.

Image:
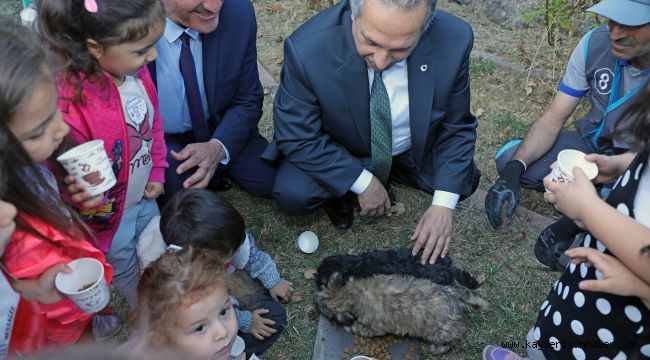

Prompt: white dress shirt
xmin=349 ymin=60 xmax=460 ymax=210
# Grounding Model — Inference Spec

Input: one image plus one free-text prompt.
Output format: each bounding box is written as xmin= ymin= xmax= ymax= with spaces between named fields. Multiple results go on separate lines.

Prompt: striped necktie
xmin=179 ymin=32 xmax=209 ymax=142
xmin=369 ymin=71 xmax=392 ymax=184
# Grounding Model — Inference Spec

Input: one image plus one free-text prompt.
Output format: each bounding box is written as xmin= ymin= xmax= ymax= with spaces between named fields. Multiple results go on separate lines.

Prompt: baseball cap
xmin=588 ymin=0 xmax=650 ymax=26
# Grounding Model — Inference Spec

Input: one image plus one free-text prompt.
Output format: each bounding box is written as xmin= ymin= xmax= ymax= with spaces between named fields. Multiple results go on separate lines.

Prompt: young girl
xmin=160 ymin=189 xmax=291 ymax=356
xmin=483 ymin=81 xmax=650 ymax=359
xmin=0 ymin=17 xmax=114 ymax=353
xmin=134 ymin=246 xmax=243 ymax=360
xmin=37 ymin=0 xmax=168 ymax=307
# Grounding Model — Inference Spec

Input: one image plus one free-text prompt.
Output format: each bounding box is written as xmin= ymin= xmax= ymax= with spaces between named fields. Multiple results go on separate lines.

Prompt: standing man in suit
xmin=151 ymin=0 xmax=276 ymax=206
xmin=263 ymin=0 xmax=481 ymax=264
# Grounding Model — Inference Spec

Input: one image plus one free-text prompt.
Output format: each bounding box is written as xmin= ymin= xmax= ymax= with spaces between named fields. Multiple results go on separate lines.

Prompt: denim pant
xmin=239 ymin=294 xmax=287 ymax=357
xmin=106 ymin=198 xmax=159 ymax=308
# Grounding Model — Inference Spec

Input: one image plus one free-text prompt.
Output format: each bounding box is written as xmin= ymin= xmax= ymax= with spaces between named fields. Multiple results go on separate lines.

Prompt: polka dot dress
xmin=533 ymin=151 xmax=650 ymax=359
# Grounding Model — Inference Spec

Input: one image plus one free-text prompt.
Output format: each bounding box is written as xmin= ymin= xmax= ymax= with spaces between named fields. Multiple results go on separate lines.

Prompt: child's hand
xmin=565 ymin=247 xmax=650 ymax=308
xmin=269 ymin=279 xmax=294 ymax=303
xmin=249 ymin=308 xmax=277 ymax=340
xmin=64 ymin=175 xmax=104 ymax=209
xmin=585 ymin=153 xmax=633 ymax=184
xmin=544 ymin=168 xmax=599 ymax=223
xmin=11 ymin=263 xmax=71 ymax=304
xmin=144 ymin=182 xmax=164 ymax=199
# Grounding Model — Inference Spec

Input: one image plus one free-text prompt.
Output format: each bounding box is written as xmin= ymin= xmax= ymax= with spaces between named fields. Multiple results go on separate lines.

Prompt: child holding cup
xmin=37 ymin=0 xmax=168 ymax=307
xmin=0 ymin=18 xmax=114 ymax=354
xmin=482 ymin=75 xmax=650 ymax=360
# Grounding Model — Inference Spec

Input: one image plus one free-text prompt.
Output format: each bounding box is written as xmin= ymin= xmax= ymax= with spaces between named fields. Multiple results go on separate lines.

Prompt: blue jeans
xmin=106 ymin=198 xmax=159 ymax=308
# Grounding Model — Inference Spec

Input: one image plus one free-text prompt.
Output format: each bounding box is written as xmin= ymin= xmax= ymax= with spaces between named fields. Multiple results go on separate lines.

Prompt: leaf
xmin=477 ymin=273 xmax=486 ymax=285
xmin=301 ymin=267 xmax=317 ymax=280
xmin=390 ymin=202 xmax=406 ymax=217
xmin=267 ymin=2 xmax=281 ymax=12
xmin=260 ymin=227 xmax=270 ymax=237
xmin=498 ymin=125 xmax=513 ymax=138
xmin=474 ymin=107 xmax=485 ymax=118
xmin=525 ymin=81 xmax=536 ymax=96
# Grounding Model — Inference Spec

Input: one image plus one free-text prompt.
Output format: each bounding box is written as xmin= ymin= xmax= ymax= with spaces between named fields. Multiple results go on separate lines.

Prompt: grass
xmin=0 ymin=0 xmax=576 ymax=358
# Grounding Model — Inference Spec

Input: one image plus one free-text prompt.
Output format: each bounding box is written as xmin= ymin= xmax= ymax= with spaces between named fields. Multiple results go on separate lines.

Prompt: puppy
xmin=315 ymin=272 xmax=488 ymax=354
xmin=315 ymin=248 xmax=479 ymax=290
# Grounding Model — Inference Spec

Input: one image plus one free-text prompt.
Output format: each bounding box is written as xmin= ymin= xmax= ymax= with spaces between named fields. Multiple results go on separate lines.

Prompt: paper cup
xmin=20 ymin=8 xmax=37 ymax=28
xmin=57 ymin=140 xmax=117 ymax=197
xmin=229 ymin=336 xmax=245 ymax=360
xmin=295 ymin=231 xmax=319 ymax=254
xmin=55 ymin=258 xmax=110 ymax=313
xmin=546 ymin=149 xmax=598 ymax=192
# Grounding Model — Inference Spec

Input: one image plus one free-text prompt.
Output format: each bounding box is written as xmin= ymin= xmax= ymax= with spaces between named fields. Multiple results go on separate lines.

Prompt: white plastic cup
xmin=295 ymin=231 xmax=319 ymax=254
xmin=20 ymin=8 xmax=37 ymax=28
xmin=546 ymin=149 xmax=598 ymax=192
xmin=57 ymin=140 xmax=117 ymax=197
xmin=55 ymin=258 xmax=110 ymax=313
xmin=229 ymin=336 xmax=245 ymax=360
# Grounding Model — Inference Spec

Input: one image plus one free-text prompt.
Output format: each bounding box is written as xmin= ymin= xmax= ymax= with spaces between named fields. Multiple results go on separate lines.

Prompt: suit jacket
xmin=263 ymin=1 xmax=478 ymax=198
xmin=149 ymin=0 xmax=264 ymax=160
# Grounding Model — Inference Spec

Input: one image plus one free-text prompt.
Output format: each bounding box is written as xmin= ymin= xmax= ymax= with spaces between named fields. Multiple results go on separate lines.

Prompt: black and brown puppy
xmin=315 ymin=248 xmax=480 ymax=290
xmin=315 ymin=272 xmax=488 ymax=355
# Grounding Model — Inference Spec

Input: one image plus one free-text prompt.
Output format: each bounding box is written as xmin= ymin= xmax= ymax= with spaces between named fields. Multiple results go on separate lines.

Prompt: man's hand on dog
xmin=411 ymin=206 xmax=453 ymax=264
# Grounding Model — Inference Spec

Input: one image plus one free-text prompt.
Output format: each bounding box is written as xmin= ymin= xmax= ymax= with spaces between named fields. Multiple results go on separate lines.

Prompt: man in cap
xmin=485 ymin=0 xmax=650 ymax=270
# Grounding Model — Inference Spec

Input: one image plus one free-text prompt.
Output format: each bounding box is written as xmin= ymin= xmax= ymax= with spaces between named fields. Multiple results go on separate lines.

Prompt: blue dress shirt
xmin=155 ymin=19 xmax=230 ymax=164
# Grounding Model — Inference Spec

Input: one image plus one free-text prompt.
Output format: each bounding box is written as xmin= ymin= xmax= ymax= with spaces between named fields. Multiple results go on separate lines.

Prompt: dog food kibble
xmin=341 ymin=335 xmax=412 ymax=359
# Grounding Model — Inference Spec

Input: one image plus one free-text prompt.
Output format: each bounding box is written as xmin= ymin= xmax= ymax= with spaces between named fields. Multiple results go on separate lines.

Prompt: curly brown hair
xmin=137 ymin=246 xmax=231 ymax=346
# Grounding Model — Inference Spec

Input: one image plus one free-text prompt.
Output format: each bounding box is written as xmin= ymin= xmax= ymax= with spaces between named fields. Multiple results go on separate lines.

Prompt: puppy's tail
xmin=461 ymin=292 xmax=489 ymax=312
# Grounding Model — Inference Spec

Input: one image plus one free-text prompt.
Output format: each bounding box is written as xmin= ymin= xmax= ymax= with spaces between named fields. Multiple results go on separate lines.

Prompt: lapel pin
xmin=420 ymin=64 xmax=428 ymax=72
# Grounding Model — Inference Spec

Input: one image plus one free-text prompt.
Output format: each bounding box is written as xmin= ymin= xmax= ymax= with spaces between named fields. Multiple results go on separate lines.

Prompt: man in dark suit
xmin=263 ymin=0 xmax=480 ymax=264
xmin=151 ymin=0 xmax=275 ymax=207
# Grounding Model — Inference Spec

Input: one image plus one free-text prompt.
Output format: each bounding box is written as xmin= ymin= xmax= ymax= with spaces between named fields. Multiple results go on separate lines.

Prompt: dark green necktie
xmin=369 ymin=71 xmax=392 ymax=184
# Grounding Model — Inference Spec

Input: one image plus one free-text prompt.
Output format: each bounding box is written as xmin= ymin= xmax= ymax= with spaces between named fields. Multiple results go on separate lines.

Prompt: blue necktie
xmin=369 ymin=71 xmax=392 ymax=184
xmin=179 ymin=32 xmax=209 ymax=143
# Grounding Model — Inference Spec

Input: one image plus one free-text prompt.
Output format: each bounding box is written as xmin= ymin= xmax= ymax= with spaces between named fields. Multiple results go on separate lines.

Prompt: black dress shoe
xmin=324 ymin=194 xmax=354 ymax=230
xmin=214 ymin=177 xmax=232 ymax=192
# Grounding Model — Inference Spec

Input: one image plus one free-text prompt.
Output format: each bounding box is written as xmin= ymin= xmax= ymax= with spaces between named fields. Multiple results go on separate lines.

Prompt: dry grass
xmin=251 ymin=1 xmax=579 ymax=358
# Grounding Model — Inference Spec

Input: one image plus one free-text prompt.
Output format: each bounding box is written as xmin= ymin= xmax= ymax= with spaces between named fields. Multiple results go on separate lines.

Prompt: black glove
xmin=485 ymin=160 xmax=525 ymax=229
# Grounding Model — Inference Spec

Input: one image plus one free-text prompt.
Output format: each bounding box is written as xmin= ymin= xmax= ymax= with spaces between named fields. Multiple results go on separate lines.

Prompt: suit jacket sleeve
xmin=211 ymin=2 xmax=264 ymax=160
xmin=430 ymin=34 xmax=477 ymax=196
xmin=273 ymin=37 xmax=366 ymax=196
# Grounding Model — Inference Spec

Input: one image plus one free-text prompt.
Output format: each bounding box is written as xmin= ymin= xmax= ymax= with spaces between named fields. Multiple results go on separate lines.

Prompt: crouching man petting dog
xmin=263 ymin=0 xmax=481 ymax=264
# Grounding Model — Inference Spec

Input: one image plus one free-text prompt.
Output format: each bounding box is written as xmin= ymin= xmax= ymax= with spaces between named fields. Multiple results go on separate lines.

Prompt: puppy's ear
xmin=336 ymin=311 xmax=356 ymax=325
xmin=328 ymin=272 xmax=345 ymax=288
